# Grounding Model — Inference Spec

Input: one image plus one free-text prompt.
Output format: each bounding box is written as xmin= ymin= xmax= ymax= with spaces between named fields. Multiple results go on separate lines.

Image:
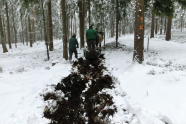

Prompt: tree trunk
xmin=155 ymin=17 xmax=157 ymax=34
xmin=12 ymin=5 xmax=17 ymax=48
xmin=31 ymin=7 xmax=36 ymax=43
xmin=150 ymin=6 xmax=154 ymax=38
xmin=88 ymin=0 xmax=91 ymax=26
xmin=82 ymin=0 xmax=85 ymax=47
xmin=116 ymin=0 xmax=119 ymax=47
xmin=25 ymin=18 xmax=28 ymax=46
xmin=133 ymin=0 xmax=144 ymax=63
xmin=28 ymin=16 xmax=33 ymax=47
xmin=2 ymin=18 xmax=7 ymax=44
xmin=5 ymin=2 xmax=11 ymax=49
xmin=160 ymin=16 xmax=163 ymax=34
xmin=42 ymin=0 xmax=50 ymax=60
xmin=62 ymin=0 xmax=68 ymax=60
xmin=164 ymin=17 xmax=166 ymax=34
xmin=21 ymin=17 xmax=24 ymax=45
xmin=165 ymin=17 xmax=172 ymax=41
xmin=0 ymin=14 xmax=8 ymax=53
xmin=48 ymin=0 xmax=53 ymax=51
xmin=79 ymin=0 xmax=84 ymax=48
xmin=66 ymin=3 xmax=69 ymax=41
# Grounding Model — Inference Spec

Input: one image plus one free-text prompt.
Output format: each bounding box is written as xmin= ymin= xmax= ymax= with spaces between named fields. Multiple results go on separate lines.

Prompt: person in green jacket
xmin=86 ymin=25 xmax=98 ymax=57
xmin=69 ymin=34 xmax=79 ymax=62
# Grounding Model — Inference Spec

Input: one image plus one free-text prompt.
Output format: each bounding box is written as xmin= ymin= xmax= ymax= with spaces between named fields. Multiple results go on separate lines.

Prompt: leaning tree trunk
xmin=48 ymin=0 xmax=53 ymax=51
xmin=62 ymin=0 xmax=68 ymax=60
xmin=165 ymin=17 xmax=172 ymax=41
xmin=0 ymin=14 xmax=8 ymax=53
xmin=5 ymin=2 xmax=11 ymax=49
xmin=133 ymin=0 xmax=144 ymax=63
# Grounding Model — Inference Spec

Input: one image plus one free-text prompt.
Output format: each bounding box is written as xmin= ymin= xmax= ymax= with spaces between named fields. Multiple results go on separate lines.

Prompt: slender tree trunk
xmin=6 ymin=2 xmax=11 ymax=49
xmin=0 ymin=14 xmax=8 ymax=53
xmin=181 ymin=17 xmax=183 ymax=32
xmin=48 ymin=0 xmax=53 ymax=51
xmin=21 ymin=17 xmax=24 ymax=45
xmin=3 ymin=18 xmax=7 ymax=44
xmin=25 ymin=18 xmax=28 ymax=46
xmin=165 ymin=17 xmax=172 ymax=41
xmin=66 ymin=4 xmax=69 ymax=41
xmin=12 ymin=5 xmax=17 ymax=48
xmin=28 ymin=16 xmax=32 ymax=47
xmin=82 ymin=0 xmax=85 ymax=47
xmin=116 ymin=0 xmax=119 ymax=47
xmin=150 ymin=6 xmax=154 ymax=38
xmin=71 ymin=12 xmax=72 ymax=37
xmin=88 ymin=0 xmax=91 ymax=26
xmin=160 ymin=16 xmax=163 ymax=34
xmin=42 ymin=0 xmax=50 ymax=60
xmin=79 ymin=0 xmax=84 ymax=48
xmin=31 ymin=7 xmax=36 ymax=43
xmin=133 ymin=0 xmax=144 ymax=63
xmin=62 ymin=0 xmax=68 ymax=60
xmin=164 ymin=17 xmax=166 ymax=34
xmin=155 ymin=17 xmax=157 ymax=34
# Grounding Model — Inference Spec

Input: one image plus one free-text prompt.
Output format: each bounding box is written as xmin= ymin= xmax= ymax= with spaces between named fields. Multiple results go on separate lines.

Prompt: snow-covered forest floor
xmin=1 ymin=30 xmax=186 ymax=124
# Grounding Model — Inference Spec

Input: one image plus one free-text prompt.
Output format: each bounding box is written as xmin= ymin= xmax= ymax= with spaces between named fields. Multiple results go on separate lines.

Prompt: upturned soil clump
xmin=43 ymin=55 xmax=117 ymax=124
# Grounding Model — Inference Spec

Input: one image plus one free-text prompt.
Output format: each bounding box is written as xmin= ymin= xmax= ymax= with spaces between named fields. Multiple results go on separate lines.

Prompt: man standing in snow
xmin=86 ymin=25 xmax=98 ymax=57
xmin=69 ymin=34 xmax=79 ymax=62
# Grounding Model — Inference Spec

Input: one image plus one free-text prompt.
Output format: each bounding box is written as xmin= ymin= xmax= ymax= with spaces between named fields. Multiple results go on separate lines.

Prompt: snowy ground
xmin=0 ymin=32 xmax=186 ymax=124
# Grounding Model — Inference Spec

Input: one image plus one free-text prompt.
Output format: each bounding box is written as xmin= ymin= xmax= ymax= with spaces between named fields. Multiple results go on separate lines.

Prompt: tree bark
xmin=79 ymin=0 xmax=84 ymax=48
xmin=48 ymin=0 xmax=53 ymax=51
xmin=31 ymin=7 xmax=36 ymax=43
xmin=155 ymin=17 xmax=157 ymax=34
xmin=0 ymin=14 xmax=8 ymax=53
xmin=12 ymin=5 xmax=17 ymax=48
xmin=164 ymin=17 xmax=166 ymax=34
xmin=133 ymin=0 xmax=144 ymax=63
xmin=165 ymin=17 xmax=172 ymax=41
xmin=88 ymin=0 xmax=91 ymax=26
xmin=62 ymin=0 xmax=68 ymax=60
xmin=25 ymin=18 xmax=28 ymax=46
xmin=160 ymin=16 xmax=163 ymax=34
xmin=28 ymin=16 xmax=32 ymax=47
xmin=5 ymin=2 xmax=11 ymax=49
xmin=2 ymin=18 xmax=7 ymax=44
xmin=41 ymin=0 xmax=50 ymax=60
xmin=150 ymin=6 xmax=154 ymax=38
xmin=116 ymin=0 xmax=119 ymax=47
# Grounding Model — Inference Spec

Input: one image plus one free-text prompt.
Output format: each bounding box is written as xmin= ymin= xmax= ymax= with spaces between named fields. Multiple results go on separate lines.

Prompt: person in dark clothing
xmin=86 ymin=26 xmax=98 ymax=57
xmin=69 ymin=34 xmax=79 ymax=62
